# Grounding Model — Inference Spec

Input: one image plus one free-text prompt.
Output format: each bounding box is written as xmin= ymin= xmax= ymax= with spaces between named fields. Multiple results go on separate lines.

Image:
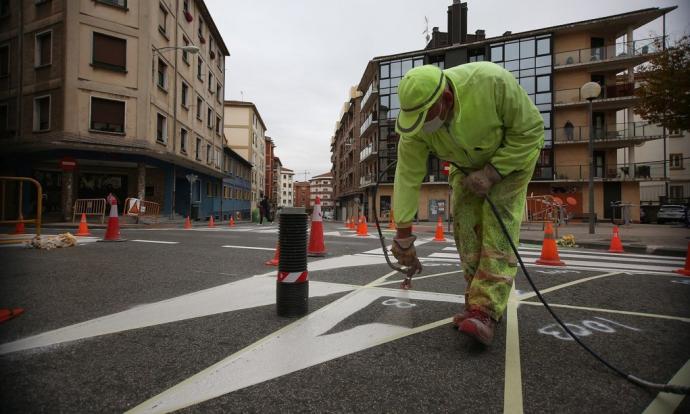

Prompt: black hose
xmin=374 ymin=159 xmax=689 ymax=395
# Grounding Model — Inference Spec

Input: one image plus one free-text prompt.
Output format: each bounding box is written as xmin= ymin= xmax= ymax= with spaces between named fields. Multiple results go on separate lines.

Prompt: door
xmin=593 ymin=151 xmax=605 ymax=178
xmin=590 ymin=37 xmax=605 ymax=61
xmin=592 ymin=112 xmax=605 ymax=140
xmin=603 ymin=182 xmax=621 ymax=220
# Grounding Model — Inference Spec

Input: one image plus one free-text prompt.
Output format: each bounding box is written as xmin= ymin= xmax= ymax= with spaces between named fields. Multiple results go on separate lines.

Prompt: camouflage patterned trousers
xmin=450 ymin=161 xmax=536 ymax=321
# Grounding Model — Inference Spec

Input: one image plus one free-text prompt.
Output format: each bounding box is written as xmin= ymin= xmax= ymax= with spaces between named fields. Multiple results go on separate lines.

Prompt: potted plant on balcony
xmin=184 ymin=10 xmax=193 ymax=22
xmin=210 ymin=50 xmax=215 ymax=60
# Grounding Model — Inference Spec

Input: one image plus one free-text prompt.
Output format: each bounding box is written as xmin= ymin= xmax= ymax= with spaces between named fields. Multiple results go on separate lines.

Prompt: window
xmin=157 ymin=58 xmax=167 ymax=89
xmin=183 ymin=0 xmax=189 ymax=13
xmin=181 ymin=81 xmax=189 ymax=107
xmin=180 ymin=128 xmax=188 ymax=153
xmin=35 ymin=30 xmax=52 ymax=67
xmin=537 ymin=37 xmax=551 ymax=56
xmin=196 ymin=96 xmax=202 ymax=119
xmin=198 ymin=19 xmax=204 ymax=40
xmin=208 ymin=72 xmax=213 ymax=92
xmin=207 ymin=108 xmax=213 ymax=128
xmin=92 ymin=32 xmax=126 ymax=72
xmin=215 ymin=115 xmax=221 ymax=134
xmin=90 ymin=97 xmax=125 ymax=133
xmin=195 ymin=137 xmax=201 ymax=160
xmin=158 ymin=3 xmax=168 ymax=35
xmin=216 ymin=83 xmax=222 ymax=102
xmin=670 ymin=154 xmax=683 ymax=169
xmin=217 ymin=49 xmax=223 ymax=69
xmin=670 ymin=186 xmax=684 ymax=199
xmin=33 ymin=95 xmax=50 ymax=131
xmin=182 ymin=37 xmax=190 ymax=64
xmin=209 ymin=37 xmax=214 ymax=57
xmin=206 ymin=143 xmax=212 ymax=164
xmin=197 ymin=56 xmax=203 ymax=80
xmin=0 ymin=44 xmax=8 ymax=77
xmin=215 ymin=149 xmax=221 ymax=168
xmin=156 ymin=113 xmax=167 ymax=143
xmin=96 ymin=0 xmax=127 ymax=9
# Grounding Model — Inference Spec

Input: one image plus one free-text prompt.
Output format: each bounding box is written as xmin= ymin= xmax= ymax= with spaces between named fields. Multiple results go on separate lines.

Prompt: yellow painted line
xmin=519 ymin=301 xmax=690 ymax=323
xmin=504 ymin=284 xmax=524 ymax=414
xmin=518 ymin=271 xmax=621 ymax=301
xmin=372 ymin=269 xmax=462 ymax=287
xmin=641 ymin=359 xmax=690 ymax=414
xmin=371 ymin=317 xmax=452 ymax=346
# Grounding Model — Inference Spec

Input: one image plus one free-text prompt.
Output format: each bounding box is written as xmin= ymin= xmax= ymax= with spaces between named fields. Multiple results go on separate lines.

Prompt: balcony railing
xmin=359 ymin=112 xmax=377 ymax=136
xmin=554 ymin=82 xmax=636 ymax=105
xmin=361 ymin=83 xmax=378 ymax=110
xmin=532 ymin=160 xmax=668 ymax=182
xmin=554 ymin=121 xmax=665 ymax=144
xmin=359 ymin=143 xmax=377 ymax=162
xmin=360 ymin=174 xmax=375 ymax=187
xmin=554 ymin=37 xmax=663 ymax=68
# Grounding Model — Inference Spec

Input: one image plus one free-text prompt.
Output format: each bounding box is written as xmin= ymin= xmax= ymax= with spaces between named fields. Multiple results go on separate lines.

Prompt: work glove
xmin=391 ymin=235 xmax=423 ymax=287
xmin=462 ymin=164 xmax=502 ymax=197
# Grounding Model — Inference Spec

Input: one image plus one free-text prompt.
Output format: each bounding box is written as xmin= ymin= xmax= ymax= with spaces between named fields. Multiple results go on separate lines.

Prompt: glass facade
xmin=490 ymin=35 xmax=553 ymax=179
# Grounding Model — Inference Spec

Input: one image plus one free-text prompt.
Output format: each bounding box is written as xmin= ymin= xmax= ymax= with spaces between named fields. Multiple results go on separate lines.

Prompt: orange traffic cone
xmin=349 ymin=217 xmax=355 ymax=230
xmin=535 ymin=222 xmax=565 ymax=266
xmin=75 ymin=213 xmax=92 ymax=236
xmin=13 ymin=218 xmax=25 ymax=235
xmin=208 ymin=216 xmax=215 ymax=228
xmin=229 ymin=216 xmax=235 ymax=227
xmin=266 ymin=241 xmax=280 ymax=266
xmin=675 ymin=242 xmax=690 ymax=277
xmin=184 ymin=216 xmax=192 ymax=229
xmin=102 ymin=196 xmax=125 ymax=242
xmin=388 ymin=211 xmax=396 ymax=230
xmin=357 ymin=215 xmax=369 ymax=236
xmin=0 ymin=308 xmax=24 ymax=323
xmin=608 ymin=226 xmax=624 ymax=253
xmin=433 ymin=216 xmax=446 ymax=242
xmin=308 ymin=197 xmax=327 ymax=256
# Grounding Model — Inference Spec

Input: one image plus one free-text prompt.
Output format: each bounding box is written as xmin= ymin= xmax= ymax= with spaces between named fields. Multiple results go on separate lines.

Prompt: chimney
xmin=475 ymin=29 xmax=485 ymax=40
xmin=447 ymin=1 xmax=468 ymax=45
xmin=503 ymin=31 xmax=512 ymax=37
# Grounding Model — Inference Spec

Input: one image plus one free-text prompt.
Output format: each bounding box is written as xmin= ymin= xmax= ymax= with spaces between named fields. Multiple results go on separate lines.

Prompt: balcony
xmin=359 ymin=143 xmax=377 ymax=162
xmin=554 ymin=37 xmax=663 ymax=72
xmin=360 ymin=174 xmax=375 ymax=187
xmin=359 ymin=112 xmax=378 ymax=137
xmin=532 ymin=160 xmax=667 ymax=182
xmin=360 ymin=83 xmax=378 ymax=111
xmin=554 ymin=82 xmax=637 ymax=110
xmin=554 ymin=122 xmax=668 ymax=148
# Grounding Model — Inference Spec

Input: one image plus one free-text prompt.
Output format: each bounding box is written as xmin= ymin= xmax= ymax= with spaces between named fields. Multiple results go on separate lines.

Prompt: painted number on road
xmin=381 ymin=299 xmax=416 ymax=309
xmin=538 ymin=317 xmax=640 ymax=341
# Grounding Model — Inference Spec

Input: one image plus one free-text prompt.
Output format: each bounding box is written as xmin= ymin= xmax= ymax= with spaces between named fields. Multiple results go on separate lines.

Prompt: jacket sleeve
xmin=489 ymin=69 xmax=544 ymax=177
xmin=393 ymin=136 xmax=430 ymax=228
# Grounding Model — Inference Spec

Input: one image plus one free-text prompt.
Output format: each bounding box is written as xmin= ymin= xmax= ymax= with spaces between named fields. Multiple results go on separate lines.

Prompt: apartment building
xmin=221 ymin=145 xmax=252 ymax=219
xmin=0 ymin=0 xmax=230 ymax=220
xmin=630 ymin=132 xmax=689 ymax=203
xmin=264 ymin=135 xmax=276 ymax=205
xmin=330 ymin=86 xmax=362 ymax=221
xmin=330 ymin=1 xmax=676 ymax=223
xmin=277 ymin=167 xmax=294 ymax=207
xmin=293 ymin=180 xmax=310 ymax=209
xmin=309 ymin=172 xmax=334 ymax=213
xmin=223 ymin=100 xmax=266 ymax=204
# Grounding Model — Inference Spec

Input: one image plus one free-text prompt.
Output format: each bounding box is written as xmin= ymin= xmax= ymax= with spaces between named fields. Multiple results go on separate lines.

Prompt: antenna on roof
xmin=423 ymin=16 xmax=430 ymax=43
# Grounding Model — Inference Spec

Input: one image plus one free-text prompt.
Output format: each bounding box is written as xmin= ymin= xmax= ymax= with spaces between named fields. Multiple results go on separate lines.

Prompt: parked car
xmin=323 ymin=210 xmax=333 ymax=220
xmin=657 ymin=204 xmax=687 ymax=224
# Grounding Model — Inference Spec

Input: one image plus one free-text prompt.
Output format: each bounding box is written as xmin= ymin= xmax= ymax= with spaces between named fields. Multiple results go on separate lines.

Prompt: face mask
xmin=422 ymin=115 xmax=444 ymax=134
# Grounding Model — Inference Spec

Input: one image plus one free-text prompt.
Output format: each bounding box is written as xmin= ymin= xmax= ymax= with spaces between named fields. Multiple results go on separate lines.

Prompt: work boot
xmin=452 ymin=308 xmax=470 ymax=328
xmin=458 ymin=309 xmax=496 ymax=345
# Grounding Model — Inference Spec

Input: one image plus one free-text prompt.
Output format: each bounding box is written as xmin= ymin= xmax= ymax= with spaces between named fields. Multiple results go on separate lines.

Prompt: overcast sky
xmin=206 ymin=0 xmax=689 ymax=181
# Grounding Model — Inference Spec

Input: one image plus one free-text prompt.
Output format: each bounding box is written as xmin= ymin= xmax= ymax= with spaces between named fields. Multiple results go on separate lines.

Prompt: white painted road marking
xmin=221 ymin=245 xmax=275 ymax=251
xmin=131 ymin=240 xmax=180 ymax=244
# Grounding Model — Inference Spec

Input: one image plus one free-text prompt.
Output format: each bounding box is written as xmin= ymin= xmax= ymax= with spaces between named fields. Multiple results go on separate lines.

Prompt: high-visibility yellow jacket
xmin=393 ymin=62 xmax=544 ymax=228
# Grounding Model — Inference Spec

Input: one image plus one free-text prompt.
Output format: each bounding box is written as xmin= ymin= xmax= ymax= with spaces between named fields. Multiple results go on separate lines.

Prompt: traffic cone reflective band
xmin=0 ymin=308 xmax=24 ymax=323
xmin=277 ymin=271 xmax=308 ymax=283
xmin=308 ymin=197 xmax=327 ymax=257
xmin=184 ymin=216 xmax=192 ymax=229
xmin=357 ymin=215 xmax=369 ymax=236
xmin=433 ymin=216 xmax=446 ymax=242
xmin=535 ymin=222 xmax=565 ymax=266
xmin=388 ymin=211 xmax=396 ymax=230
xmin=208 ymin=216 xmax=215 ymax=228
xmin=75 ymin=213 xmax=92 ymax=236
xmin=102 ymin=197 xmax=124 ymax=241
xmin=674 ymin=242 xmax=690 ymax=277
xmin=266 ymin=241 xmax=280 ymax=266
xmin=608 ymin=226 xmax=624 ymax=253
xmin=229 ymin=216 xmax=235 ymax=227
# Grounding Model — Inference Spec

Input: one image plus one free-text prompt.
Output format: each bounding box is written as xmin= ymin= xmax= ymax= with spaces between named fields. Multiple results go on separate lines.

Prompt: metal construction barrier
xmin=123 ymin=198 xmax=160 ymax=223
xmin=73 ymin=198 xmax=107 ymax=223
xmin=0 ymin=176 xmax=43 ymax=237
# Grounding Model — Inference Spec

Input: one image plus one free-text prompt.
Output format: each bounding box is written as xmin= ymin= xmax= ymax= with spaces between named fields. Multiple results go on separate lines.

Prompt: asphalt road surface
xmin=1 ymin=222 xmax=689 ymax=413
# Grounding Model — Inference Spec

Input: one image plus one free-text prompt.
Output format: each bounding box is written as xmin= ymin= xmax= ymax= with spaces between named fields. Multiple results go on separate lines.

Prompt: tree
xmin=634 ymin=36 xmax=690 ymax=132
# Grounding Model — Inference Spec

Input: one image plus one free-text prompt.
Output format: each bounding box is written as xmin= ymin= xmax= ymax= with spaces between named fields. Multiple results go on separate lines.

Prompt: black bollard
xmin=276 ymin=207 xmax=309 ymax=317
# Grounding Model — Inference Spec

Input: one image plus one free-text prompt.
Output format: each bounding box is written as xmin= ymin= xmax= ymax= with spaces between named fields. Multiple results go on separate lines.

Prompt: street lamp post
xmin=152 ymin=45 xmax=199 ymax=219
xmin=581 ymin=82 xmax=602 ymax=234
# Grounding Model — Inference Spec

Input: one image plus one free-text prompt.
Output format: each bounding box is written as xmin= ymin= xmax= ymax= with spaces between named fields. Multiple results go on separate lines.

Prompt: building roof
xmin=372 ymin=6 xmax=676 ymax=62
xmin=194 ymin=0 xmax=230 ymax=56
xmin=223 ymin=145 xmax=253 ymax=167
xmin=311 ymin=172 xmax=333 ymax=179
xmin=224 ymin=100 xmax=268 ymax=131
xmin=282 ymin=168 xmax=294 ymax=173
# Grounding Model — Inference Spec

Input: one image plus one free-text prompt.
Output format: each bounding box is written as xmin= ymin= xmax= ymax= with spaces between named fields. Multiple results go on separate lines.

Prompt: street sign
xmin=441 ymin=161 xmax=450 ymax=176
xmin=60 ymin=157 xmax=77 ymax=172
